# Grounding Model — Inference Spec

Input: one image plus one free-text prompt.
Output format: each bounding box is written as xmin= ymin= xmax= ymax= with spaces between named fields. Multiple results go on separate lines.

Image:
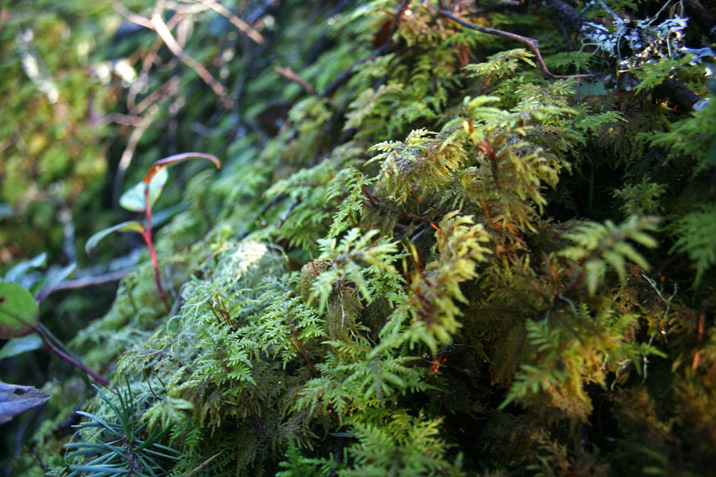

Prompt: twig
xmin=34 ymin=324 xmax=109 ymax=386
xmin=200 ymin=0 xmax=264 ymax=44
xmin=277 ymin=197 xmax=301 ymax=229
xmin=259 ymin=192 xmax=288 ymax=217
xmin=145 ymin=371 xmax=160 ymax=400
xmin=185 ymin=451 xmax=224 ymax=477
xmin=112 ymin=2 xmax=154 ymax=29
xmin=692 ymin=305 xmax=707 ymax=370
xmin=322 ymin=43 xmax=390 ymax=97
xmin=388 ymin=0 xmax=412 ymax=40
xmin=150 ymin=7 xmax=233 ymax=108
xmin=438 ymin=9 xmax=594 ymax=80
xmin=114 ymin=108 xmax=158 ymax=207
xmin=274 ymin=66 xmax=316 ymax=94
xmin=124 ymin=12 xmax=183 ymax=112
xmin=50 ymin=269 xmax=133 ymax=294
xmin=130 ymin=75 xmax=180 ymax=117
xmin=306 ymin=0 xmax=354 ymax=65
xmin=320 ymin=0 xmax=408 ymax=98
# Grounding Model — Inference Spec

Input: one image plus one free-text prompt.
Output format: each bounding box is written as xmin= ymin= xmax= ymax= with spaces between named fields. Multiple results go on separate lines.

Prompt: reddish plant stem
xmin=34 ymin=325 xmax=109 ymax=386
xmin=146 ymin=371 xmax=160 ymax=400
xmin=144 ymin=184 xmax=171 ymax=312
xmin=289 ymin=324 xmax=320 ymax=378
xmin=6 ymin=311 xmax=109 ymax=386
xmin=692 ymin=305 xmax=707 ymax=370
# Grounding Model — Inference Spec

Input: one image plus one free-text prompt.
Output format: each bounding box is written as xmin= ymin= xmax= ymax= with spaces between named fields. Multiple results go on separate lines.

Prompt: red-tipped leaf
xmin=119 ymin=168 xmax=169 ymax=213
xmin=143 ymin=152 xmax=221 ymax=184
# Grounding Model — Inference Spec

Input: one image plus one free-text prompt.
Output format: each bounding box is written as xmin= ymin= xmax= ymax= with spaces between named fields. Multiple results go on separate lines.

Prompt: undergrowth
xmin=3 ymin=0 xmax=716 ymax=475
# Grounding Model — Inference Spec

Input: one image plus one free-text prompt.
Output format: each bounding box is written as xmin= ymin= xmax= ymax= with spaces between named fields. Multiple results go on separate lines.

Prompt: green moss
xmin=4 ymin=0 xmax=716 ymax=475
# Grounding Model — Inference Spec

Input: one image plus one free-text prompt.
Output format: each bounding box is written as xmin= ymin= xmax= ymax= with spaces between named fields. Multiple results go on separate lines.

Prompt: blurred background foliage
xmin=0 ymin=0 xmax=117 ymax=266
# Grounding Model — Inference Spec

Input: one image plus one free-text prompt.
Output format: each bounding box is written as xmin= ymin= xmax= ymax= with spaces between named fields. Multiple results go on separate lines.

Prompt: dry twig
xmin=200 ymin=0 xmax=265 ymax=44
xmin=113 ymin=1 xmax=233 ymax=108
xmin=438 ymin=9 xmax=594 ymax=80
xmin=274 ymin=66 xmax=316 ymax=95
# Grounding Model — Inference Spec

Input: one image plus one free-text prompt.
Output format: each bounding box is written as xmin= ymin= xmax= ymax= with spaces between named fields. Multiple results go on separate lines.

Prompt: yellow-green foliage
xmin=0 ymin=1 xmax=116 ymax=263
xmin=405 ymin=212 xmax=491 ymax=351
xmin=559 ymin=216 xmax=659 ymax=294
xmin=367 ymin=129 xmax=468 ymax=206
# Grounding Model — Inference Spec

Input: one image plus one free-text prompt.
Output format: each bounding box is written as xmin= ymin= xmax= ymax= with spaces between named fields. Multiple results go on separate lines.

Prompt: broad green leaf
xmin=119 ymin=168 xmax=169 ymax=212
xmin=85 ymin=221 xmax=145 ymax=255
xmin=0 ymin=283 xmax=39 ymax=338
xmin=4 ymin=253 xmax=47 ymax=284
xmin=35 ymin=263 xmax=77 ymax=303
xmin=0 ymin=333 xmax=44 ymax=360
xmin=0 ymin=381 xmax=50 ymax=425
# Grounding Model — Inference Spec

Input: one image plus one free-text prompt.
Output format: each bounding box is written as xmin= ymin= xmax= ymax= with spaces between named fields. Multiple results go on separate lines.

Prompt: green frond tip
xmin=612 ymin=179 xmax=667 ymax=217
xmin=464 ymin=48 xmax=536 ymax=79
xmin=311 ymin=228 xmax=399 ymax=313
xmin=367 ymin=128 xmax=468 ymax=206
xmin=408 ymin=212 xmax=491 ymax=351
xmin=573 ymin=110 xmax=627 ymax=135
xmin=342 ymin=412 xmax=460 ymax=475
xmin=560 ymin=216 xmax=660 ymax=295
xmin=670 ymin=203 xmax=716 ymax=286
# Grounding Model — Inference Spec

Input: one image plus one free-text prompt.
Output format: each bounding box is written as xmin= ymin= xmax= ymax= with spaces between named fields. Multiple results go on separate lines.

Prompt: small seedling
xmin=86 ymin=153 xmax=221 ymax=312
xmin=65 ymin=379 xmax=181 ymax=475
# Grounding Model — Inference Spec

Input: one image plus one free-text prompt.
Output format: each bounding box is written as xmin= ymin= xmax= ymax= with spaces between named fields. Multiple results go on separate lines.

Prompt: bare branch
xmin=274 ymin=66 xmax=316 ymax=95
xmin=50 ymin=269 xmax=133 ymax=294
xmin=114 ymin=107 xmax=158 ymax=207
xmin=112 ymin=2 xmax=154 ymax=30
xmin=150 ymin=10 xmax=233 ymax=108
xmin=200 ymin=0 xmax=265 ymax=44
xmin=438 ymin=9 xmax=594 ymax=80
xmin=185 ymin=452 xmax=224 ymax=477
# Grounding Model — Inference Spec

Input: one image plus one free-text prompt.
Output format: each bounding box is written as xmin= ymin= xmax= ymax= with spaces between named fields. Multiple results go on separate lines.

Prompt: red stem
xmin=144 ymin=184 xmax=171 ymax=312
xmin=4 ymin=310 xmax=109 ymax=386
xmin=34 ymin=325 xmax=109 ymax=386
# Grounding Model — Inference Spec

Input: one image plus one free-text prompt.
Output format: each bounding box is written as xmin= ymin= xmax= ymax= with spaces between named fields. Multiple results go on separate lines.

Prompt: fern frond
xmin=464 ymin=48 xmax=536 ymax=79
xmin=612 ymin=179 xmax=667 ymax=217
xmin=342 ymin=412 xmax=459 ymax=476
xmin=560 ymin=216 xmax=660 ymax=294
xmin=311 ymin=228 xmax=398 ymax=312
xmin=406 ymin=212 xmax=491 ymax=352
xmin=670 ymin=203 xmax=716 ymax=286
xmin=367 ymin=128 xmax=468 ymax=206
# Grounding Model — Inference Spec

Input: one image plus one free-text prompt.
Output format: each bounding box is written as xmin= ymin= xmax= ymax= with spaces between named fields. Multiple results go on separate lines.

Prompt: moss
xmin=3 ymin=0 xmax=716 ymax=475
